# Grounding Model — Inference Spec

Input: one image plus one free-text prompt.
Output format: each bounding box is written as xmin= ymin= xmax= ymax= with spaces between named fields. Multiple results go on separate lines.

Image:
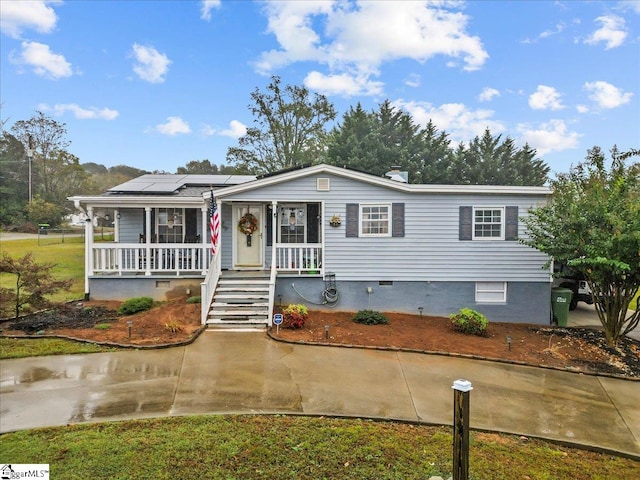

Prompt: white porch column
xmin=216 ymin=200 xmax=222 ymax=272
xmin=114 ymin=209 xmax=120 ymax=241
xmin=271 ymin=201 xmax=278 ymax=270
xmin=145 ymin=207 xmax=152 ymax=276
xmin=85 ymin=206 xmax=93 ymax=299
xmin=200 ymin=205 xmax=208 ymax=275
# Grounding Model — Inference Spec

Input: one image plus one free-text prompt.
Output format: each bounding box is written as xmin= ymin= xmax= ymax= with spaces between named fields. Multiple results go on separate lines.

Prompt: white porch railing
xmin=274 ymin=243 xmax=322 ymax=274
xmin=200 ymin=248 xmax=220 ymax=324
xmin=92 ymin=243 xmax=208 ymax=275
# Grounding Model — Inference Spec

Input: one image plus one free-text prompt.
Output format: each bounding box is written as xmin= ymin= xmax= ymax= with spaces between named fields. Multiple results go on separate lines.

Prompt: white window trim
xmin=472 ymin=206 xmax=505 ymax=241
xmin=278 ymin=204 xmax=306 ymax=243
xmin=157 ymin=207 xmax=184 ymax=243
xmin=475 ymin=282 xmax=507 ymax=303
xmin=359 ymin=203 xmax=391 ymax=237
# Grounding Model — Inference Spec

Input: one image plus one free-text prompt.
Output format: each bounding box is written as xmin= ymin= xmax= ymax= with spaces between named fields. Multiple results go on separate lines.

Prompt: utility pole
xmin=26 ymin=135 xmax=34 ymax=202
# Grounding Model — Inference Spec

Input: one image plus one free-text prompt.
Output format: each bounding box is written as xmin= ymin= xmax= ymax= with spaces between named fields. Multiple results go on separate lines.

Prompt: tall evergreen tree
xmin=326 ymin=101 xmax=453 ymax=183
xmin=450 ymin=129 xmax=549 ymax=185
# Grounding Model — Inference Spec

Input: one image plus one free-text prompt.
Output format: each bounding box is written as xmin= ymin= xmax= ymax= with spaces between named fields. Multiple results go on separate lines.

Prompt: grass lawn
xmin=0 ymin=237 xmax=85 ymax=303
xmin=0 ymin=337 xmax=118 ymax=359
xmin=1 ymin=416 xmax=637 ymax=480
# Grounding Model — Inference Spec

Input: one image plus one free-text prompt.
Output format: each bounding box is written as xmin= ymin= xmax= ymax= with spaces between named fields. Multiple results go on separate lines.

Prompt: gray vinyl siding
xmin=220 ymin=203 xmax=234 ymax=269
xmin=117 ymin=208 xmax=143 ymax=243
xmin=222 ymin=173 xmax=551 ymax=282
xmin=118 ymin=207 xmax=204 ymax=244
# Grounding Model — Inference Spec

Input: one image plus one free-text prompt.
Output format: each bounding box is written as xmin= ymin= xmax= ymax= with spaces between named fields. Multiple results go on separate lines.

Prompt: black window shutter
xmin=459 ymin=206 xmax=472 ymax=240
xmin=266 ymin=206 xmax=273 ymax=246
xmin=346 ymin=203 xmax=359 ymax=237
xmin=505 ymin=206 xmax=518 ymax=241
xmin=392 ymin=203 xmax=404 ymax=237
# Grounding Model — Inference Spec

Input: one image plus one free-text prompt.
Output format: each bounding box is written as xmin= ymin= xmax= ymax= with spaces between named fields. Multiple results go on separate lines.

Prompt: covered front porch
xmin=75 ymin=198 xmax=324 ymax=325
xmin=84 ymin=201 xmax=324 ymax=278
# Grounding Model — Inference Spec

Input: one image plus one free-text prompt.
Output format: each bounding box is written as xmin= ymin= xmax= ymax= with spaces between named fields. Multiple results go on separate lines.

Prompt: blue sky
xmin=1 ymin=0 xmax=638 ymax=177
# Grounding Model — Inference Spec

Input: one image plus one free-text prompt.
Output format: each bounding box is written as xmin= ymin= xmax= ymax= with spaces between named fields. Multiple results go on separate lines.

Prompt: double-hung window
xmin=360 ymin=204 xmax=391 ymax=236
xmin=157 ymin=208 xmax=183 ymax=243
xmin=473 ymin=207 xmax=504 ymax=240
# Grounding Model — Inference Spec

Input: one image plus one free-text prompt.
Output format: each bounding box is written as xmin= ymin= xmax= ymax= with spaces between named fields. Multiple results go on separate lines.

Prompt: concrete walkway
xmin=1 ymin=331 xmax=639 ymax=458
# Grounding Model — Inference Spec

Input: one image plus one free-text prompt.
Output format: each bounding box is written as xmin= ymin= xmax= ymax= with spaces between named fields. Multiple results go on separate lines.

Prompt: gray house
xmin=69 ymin=164 xmax=552 ymax=326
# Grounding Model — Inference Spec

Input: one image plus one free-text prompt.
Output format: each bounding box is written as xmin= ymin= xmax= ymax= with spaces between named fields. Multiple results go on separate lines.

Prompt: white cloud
xmin=200 ymin=0 xmax=221 ymax=21
xmin=478 ymin=87 xmax=500 ymax=102
xmin=152 ymin=116 xmax=191 ymax=135
xmin=394 ymin=100 xmax=505 ymax=144
xmin=584 ymin=81 xmax=633 ymax=108
xmin=0 ymin=0 xmax=58 ymax=38
xmin=201 ymin=125 xmax=216 ymax=136
xmin=38 ymin=103 xmax=118 ymax=120
xmin=131 ymin=43 xmax=171 ymax=83
xmin=517 ymin=119 xmax=581 ymax=155
xmin=256 ymin=1 xmax=488 ymax=96
xmin=584 ymin=15 xmax=627 ymax=49
xmin=219 ymin=120 xmax=247 ymax=138
xmin=404 ymin=73 xmax=421 ymax=88
xmin=13 ymin=41 xmax=72 ymax=79
xmin=304 ymin=71 xmax=383 ymax=97
xmin=528 ymin=85 xmax=564 ymax=110
xmin=576 ymin=104 xmax=589 ymax=114
xmin=617 ymin=1 xmax=640 ymax=14
xmin=540 ymin=23 xmax=565 ymax=38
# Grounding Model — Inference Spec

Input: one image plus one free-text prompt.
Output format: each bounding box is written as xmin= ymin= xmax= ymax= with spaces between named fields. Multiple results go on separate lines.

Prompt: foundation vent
xmin=316 ymin=178 xmax=330 ymax=191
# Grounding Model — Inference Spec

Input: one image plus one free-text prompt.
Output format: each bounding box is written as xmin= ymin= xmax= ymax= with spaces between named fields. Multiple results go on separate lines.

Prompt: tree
xmin=0 ymin=252 xmax=72 ymax=318
xmin=521 ymin=146 xmax=640 ymax=346
xmin=10 ymin=111 xmax=71 ymax=201
xmin=177 ymin=159 xmax=219 ymax=174
xmin=227 ymin=76 xmax=337 ymax=175
xmin=450 ymin=129 xmax=549 ymax=186
xmin=0 ymin=131 xmax=28 ymax=225
xmin=176 ymin=159 xmax=251 ymax=175
xmin=23 ymin=196 xmax=64 ymax=226
xmin=326 ymin=101 xmax=454 ymax=182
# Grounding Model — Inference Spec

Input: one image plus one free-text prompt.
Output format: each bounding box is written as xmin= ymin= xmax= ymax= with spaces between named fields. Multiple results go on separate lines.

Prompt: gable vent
xmin=316 ymin=178 xmax=330 ymax=191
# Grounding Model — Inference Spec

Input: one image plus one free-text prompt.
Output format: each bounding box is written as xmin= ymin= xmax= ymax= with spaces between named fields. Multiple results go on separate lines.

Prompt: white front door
xmin=234 ymin=204 xmax=263 ymax=268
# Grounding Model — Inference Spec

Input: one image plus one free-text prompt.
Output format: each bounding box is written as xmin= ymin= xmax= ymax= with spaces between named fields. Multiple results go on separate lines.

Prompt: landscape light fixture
xmin=127 ymin=320 xmax=133 ymax=339
xmin=418 ymin=306 xmax=424 ymax=318
xmin=324 ymin=324 xmax=330 ymax=341
xmin=506 ymin=336 xmax=512 ymax=351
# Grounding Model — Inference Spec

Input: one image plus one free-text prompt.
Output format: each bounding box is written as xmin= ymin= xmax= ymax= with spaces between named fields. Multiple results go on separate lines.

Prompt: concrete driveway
xmin=568 ymin=302 xmax=640 ymax=341
xmin=1 ymin=332 xmax=639 ymax=458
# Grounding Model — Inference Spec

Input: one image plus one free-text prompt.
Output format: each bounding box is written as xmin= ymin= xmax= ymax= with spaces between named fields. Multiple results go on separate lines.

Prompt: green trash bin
xmin=551 ymin=287 xmax=573 ymax=327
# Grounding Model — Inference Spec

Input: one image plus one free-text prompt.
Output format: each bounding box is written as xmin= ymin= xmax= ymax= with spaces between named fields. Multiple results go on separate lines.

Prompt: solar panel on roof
xmin=108 ymin=174 xmax=256 ymax=193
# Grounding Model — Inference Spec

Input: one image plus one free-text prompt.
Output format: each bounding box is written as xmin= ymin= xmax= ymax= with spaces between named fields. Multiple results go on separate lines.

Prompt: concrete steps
xmin=206 ymin=271 xmax=270 ymax=329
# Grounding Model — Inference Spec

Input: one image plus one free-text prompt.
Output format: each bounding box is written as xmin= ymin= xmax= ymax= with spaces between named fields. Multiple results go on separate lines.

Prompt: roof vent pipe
xmin=385 ymin=166 xmax=408 ymax=183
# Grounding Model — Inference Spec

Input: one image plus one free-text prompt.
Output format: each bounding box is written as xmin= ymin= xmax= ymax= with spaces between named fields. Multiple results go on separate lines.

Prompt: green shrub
xmin=450 ymin=308 xmax=488 ymax=336
xmin=94 ymin=323 xmax=112 ymax=330
xmin=352 ymin=310 xmax=389 ymax=325
xmin=186 ymin=295 xmax=201 ymax=304
xmin=118 ymin=297 xmax=154 ymax=316
xmin=282 ymin=304 xmax=308 ymax=329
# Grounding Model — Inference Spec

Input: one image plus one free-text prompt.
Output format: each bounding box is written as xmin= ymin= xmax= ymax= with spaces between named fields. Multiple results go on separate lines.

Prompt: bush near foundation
xmin=282 ymin=304 xmax=308 ymax=329
xmin=450 ymin=308 xmax=488 ymax=336
xmin=352 ymin=310 xmax=389 ymax=325
xmin=118 ymin=297 xmax=154 ymax=316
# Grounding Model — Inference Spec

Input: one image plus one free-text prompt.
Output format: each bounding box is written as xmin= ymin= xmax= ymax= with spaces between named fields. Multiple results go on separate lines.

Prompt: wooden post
xmin=452 ymin=379 xmax=473 ymax=480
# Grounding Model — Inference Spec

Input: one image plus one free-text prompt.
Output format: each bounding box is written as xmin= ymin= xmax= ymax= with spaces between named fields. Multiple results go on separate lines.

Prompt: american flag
xmin=209 ymin=190 xmax=220 ymax=256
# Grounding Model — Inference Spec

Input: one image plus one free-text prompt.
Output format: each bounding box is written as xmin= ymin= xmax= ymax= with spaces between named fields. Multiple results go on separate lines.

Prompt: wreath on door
xmin=238 ymin=213 xmax=259 ymax=235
